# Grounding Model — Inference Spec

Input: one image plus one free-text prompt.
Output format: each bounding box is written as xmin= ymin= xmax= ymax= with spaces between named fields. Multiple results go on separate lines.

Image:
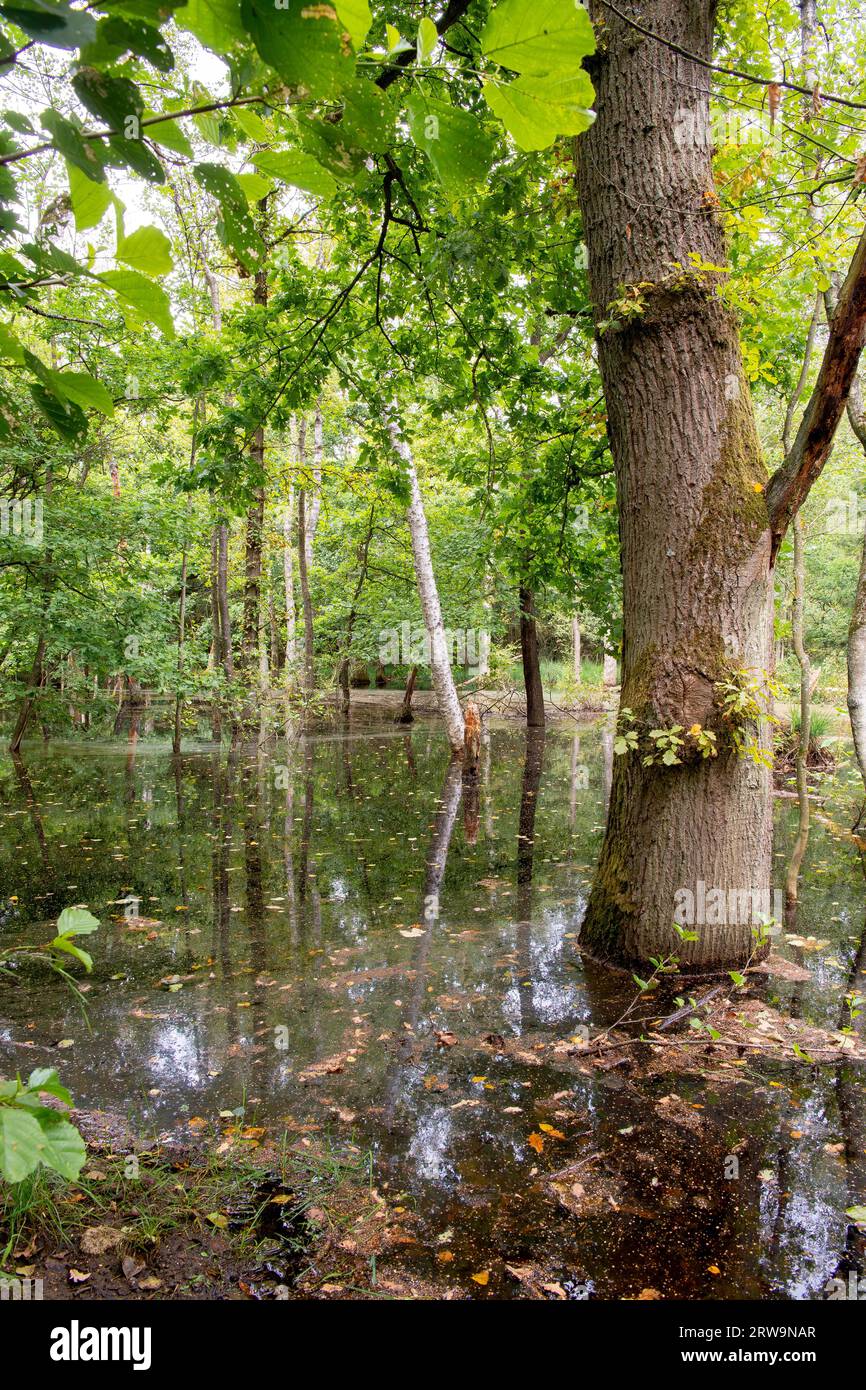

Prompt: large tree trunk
xmin=577 ymin=0 xmax=775 ymax=969
xmin=519 ymin=583 xmax=545 ymax=729
xmin=389 ymin=418 xmax=465 ymax=753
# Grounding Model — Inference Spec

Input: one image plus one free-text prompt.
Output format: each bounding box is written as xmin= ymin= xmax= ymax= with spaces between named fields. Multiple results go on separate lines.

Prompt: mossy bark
xmin=577 ymin=0 xmax=774 ymax=969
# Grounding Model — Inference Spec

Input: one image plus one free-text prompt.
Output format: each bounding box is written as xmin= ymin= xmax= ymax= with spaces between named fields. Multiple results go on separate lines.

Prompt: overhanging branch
xmin=766 ymin=222 xmax=866 ymax=559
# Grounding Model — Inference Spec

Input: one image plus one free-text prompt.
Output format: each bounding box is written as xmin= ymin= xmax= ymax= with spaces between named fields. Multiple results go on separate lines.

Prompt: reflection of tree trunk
xmin=173 ymin=535 xmax=189 ymax=757
xmin=569 ymin=733 xmax=581 ymax=830
xmin=242 ymin=760 xmax=267 ymax=975
xmin=834 ymin=907 xmax=866 ymax=1285
xmin=11 ymin=753 xmax=47 ymax=863
xmin=520 ymin=583 xmax=545 ymax=729
xmin=516 ymin=729 xmax=545 ymax=1032
xmin=297 ymin=738 xmax=314 ymax=905
xmin=382 ymin=756 xmax=463 ymax=1130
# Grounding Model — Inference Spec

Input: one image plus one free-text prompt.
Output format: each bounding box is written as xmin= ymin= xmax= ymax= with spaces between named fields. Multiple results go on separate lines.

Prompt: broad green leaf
xmin=25 ymin=1068 xmax=73 ymax=1106
xmin=177 ymin=0 xmax=245 ymax=50
xmin=42 ymin=109 xmax=106 ymax=181
xmin=95 ymin=16 xmax=174 ymax=71
xmin=252 ymin=149 xmax=336 ymax=197
xmin=0 ymin=0 xmax=96 ymax=51
xmin=34 ymin=1111 xmax=87 ymax=1180
xmin=66 ymin=159 xmax=112 ymax=231
xmin=236 ymin=170 xmax=274 ymax=202
xmin=193 ymin=162 xmax=264 ymax=270
xmin=144 ymin=112 xmax=193 ymax=157
xmin=117 ymin=224 xmax=172 ymax=276
xmin=100 ymin=268 xmax=175 ymax=337
xmin=0 ymin=323 xmax=24 ymax=362
xmin=29 ymin=383 xmax=87 ymax=438
xmin=340 ymin=77 xmax=393 ymax=152
xmin=106 ymin=133 xmax=165 ymax=184
xmin=483 ymin=71 xmax=595 ymax=151
xmin=240 ymin=0 xmax=354 ymax=98
xmin=72 ymin=66 xmax=144 ymax=130
xmin=55 ymin=906 xmax=100 ymax=935
xmin=335 ymin=0 xmax=371 ymax=50
xmin=0 ymin=1106 xmax=44 ymax=1182
xmin=233 ymin=105 xmax=270 ymax=142
xmin=482 ymin=0 xmax=595 ymax=76
xmin=49 ymin=937 xmax=94 ymax=971
xmin=417 ymin=15 xmax=437 ymax=61
xmin=50 ymin=371 xmax=115 ymax=417
xmin=406 ymin=94 xmax=494 ymax=197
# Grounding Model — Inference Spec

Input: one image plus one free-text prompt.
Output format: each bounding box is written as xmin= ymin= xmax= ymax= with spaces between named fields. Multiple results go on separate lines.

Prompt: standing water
xmin=1 ymin=717 xmax=864 ymax=1299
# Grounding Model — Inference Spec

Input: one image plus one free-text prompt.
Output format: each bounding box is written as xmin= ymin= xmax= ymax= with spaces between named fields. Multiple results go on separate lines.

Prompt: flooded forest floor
xmin=1 ymin=712 xmax=865 ymax=1300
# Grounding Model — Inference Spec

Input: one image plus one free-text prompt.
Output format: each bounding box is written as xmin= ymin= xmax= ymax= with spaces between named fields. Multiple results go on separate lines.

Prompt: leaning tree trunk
xmin=389 ymin=419 xmax=465 ymax=753
xmin=577 ymin=0 xmax=775 ymax=969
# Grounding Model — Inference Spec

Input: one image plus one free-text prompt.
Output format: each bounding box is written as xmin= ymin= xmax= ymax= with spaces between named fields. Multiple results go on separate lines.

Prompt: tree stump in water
xmin=463 ymin=700 xmax=481 ymax=774
xmin=394 ymin=665 xmax=418 ymax=724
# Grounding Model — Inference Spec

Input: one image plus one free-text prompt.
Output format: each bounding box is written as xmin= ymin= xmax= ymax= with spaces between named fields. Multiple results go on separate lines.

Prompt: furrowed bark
xmin=578 ymin=0 xmax=774 ymax=969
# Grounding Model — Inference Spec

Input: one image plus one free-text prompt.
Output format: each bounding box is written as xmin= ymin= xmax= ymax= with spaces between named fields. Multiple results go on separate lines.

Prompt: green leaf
xmin=55 ymin=906 xmax=100 ymax=936
xmin=72 ymin=66 xmax=144 ymax=130
xmin=335 ymin=0 xmax=371 ymax=50
xmin=0 ymin=1105 xmax=43 ymax=1182
xmin=846 ymin=1205 xmax=866 ymax=1225
xmin=42 ymin=110 xmax=106 ymax=181
xmin=25 ymin=1068 xmax=73 ymax=1106
xmin=406 ymin=94 xmax=494 ymax=197
xmin=117 ymin=224 xmax=173 ymax=276
xmin=252 ymin=149 xmax=336 ymax=198
xmin=66 ymin=160 xmax=112 ymax=231
xmin=0 ymin=323 xmax=25 ymax=363
xmin=50 ymin=371 xmax=115 ymax=417
xmin=417 ymin=15 xmax=437 ymax=62
xmin=176 ymin=0 xmax=245 ymax=50
xmin=29 ymin=383 xmax=87 ymax=439
xmin=239 ymin=0 xmax=354 ymax=98
xmin=481 ymin=0 xmax=595 ymax=76
xmin=483 ymin=70 xmax=595 ymax=151
xmin=194 ymin=161 xmax=265 ymax=270
xmin=236 ymin=170 xmax=273 ymax=202
xmin=99 ymin=268 xmax=175 ymax=337
xmin=0 ymin=0 xmax=97 ymax=51
xmin=233 ymin=105 xmax=270 ymax=142
xmin=145 ymin=111 xmax=193 ymax=157
xmin=34 ymin=1111 xmax=87 ymax=1180
xmin=49 ymin=938 xmax=93 ymax=971
xmin=339 ymin=77 xmax=393 ymax=152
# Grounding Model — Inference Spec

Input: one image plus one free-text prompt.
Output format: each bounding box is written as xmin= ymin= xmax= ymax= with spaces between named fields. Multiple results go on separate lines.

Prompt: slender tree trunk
xmin=173 ymin=542 xmax=188 ymax=757
xmin=242 ymin=259 xmax=269 ymax=681
xmin=572 ymin=617 xmax=581 ymax=686
xmin=305 ymin=398 xmax=323 ymax=568
xmin=389 ymin=418 xmax=465 ymax=752
xmin=217 ymin=521 xmax=234 ymax=680
xmin=9 ymin=636 xmax=45 ymax=754
xmin=519 ymin=583 xmax=545 ymax=729
xmin=849 ymin=536 xmax=866 ymax=805
xmin=603 ymin=650 xmax=618 ymax=687
xmin=297 ymin=490 xmax=315 ymax=698
xmin=283 ymin=484 xmax=296 ymax=680
xmin=578 ymin=0 xmax=775 ymax=968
